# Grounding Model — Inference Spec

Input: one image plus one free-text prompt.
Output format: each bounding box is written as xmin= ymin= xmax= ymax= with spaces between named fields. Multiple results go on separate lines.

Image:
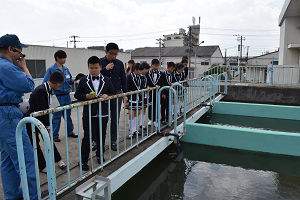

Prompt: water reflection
xmin=112 ymin=144 xmax=300 ymax=200
xmin=112 ymin=147 xmax=187 ymax=200
xmin=183 ymin=143 xmax=300 ymax=200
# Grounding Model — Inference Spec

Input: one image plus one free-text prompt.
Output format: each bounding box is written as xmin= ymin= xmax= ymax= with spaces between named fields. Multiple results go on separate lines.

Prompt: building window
xmin=26 ymin=59 xmax=46 ymax=78
xmin=271 ymin=61 xmax=278 ymax=65
xmin=201 ymin=62 xmax=209 ymax=65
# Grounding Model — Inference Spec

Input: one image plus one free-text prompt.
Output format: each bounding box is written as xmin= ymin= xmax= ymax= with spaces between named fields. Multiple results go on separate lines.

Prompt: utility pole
xmin=188 ymin=26 xmax=192 ymax=68
xmin=156 ymin=38 xmax=162 ymax=69
xmin=195 ymin=41 xmax=204 ymax=68
xmin=233 ymin=35 xmax=245 ymax=82
xmin=69 ymin=35 xmax=80 ymax=48
xmin=225 ymin=49 xmax=227 ymax=66
xmin=194 ymin=17 xmax=201 ymax=69
xmin=246 ymin=46 xmax=250 ymax=64
xmin=233 ymin=35 xmax=245 ymax=66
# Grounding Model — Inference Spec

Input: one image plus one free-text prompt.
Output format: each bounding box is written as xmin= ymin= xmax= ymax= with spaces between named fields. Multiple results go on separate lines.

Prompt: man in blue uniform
xmin=0 ymin=34 xmax=38 ymax=199
xmin=43 ymin=50 xmax=77 ymax=142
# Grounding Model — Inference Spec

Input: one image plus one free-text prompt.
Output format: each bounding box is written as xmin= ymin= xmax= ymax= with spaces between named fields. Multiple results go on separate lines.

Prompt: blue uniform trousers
xmin=0 ymin=106 xmax=38 ymax=200
xmin=53 ymin=94 xmax=74 ymax=139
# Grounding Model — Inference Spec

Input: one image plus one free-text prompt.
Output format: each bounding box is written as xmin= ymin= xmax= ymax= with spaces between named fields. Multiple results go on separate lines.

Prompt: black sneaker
xmin=139 ymin=125 xmax=147 ymax=131
xmin=41 ymin=190 xmax=49 ymax=198
xmin=161 ymin=121 xmax=168 ymax=126
xmin=68 ymin=133 xmax=78 ymax=138
xmin=127 ymin=132 xmax=137 ymax=139
xmin=54 ymin=138 xmax=61 ymax=142
xmin=111 ymin=142 xmax=117 ymax=151
xmin=82 ymin=162 xmax=89 ymax=171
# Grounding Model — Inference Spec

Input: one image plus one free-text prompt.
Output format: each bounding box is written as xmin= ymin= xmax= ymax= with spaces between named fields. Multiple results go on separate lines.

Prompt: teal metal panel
xmin=182 ymin=122 xmax=300 ymax=157
xmin=213 ymin=102 xmax=300 ymax=121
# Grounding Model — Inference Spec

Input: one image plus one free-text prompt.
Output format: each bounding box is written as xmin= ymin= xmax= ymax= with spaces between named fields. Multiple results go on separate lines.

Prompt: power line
xmin=82 ymin=36 xmax=158 ymax=42
xmin=27 ymin=25 xmax=280 ymax=44
xmin=69 ymin=35 xmax=81 ymax=48
xmin=80 ymin=28 xmax=179 ymax=39
xmin=201 ymin=26 xmax=279 ymax=32
xmin=200 ymin=32 xmax=279 ymax=37
xmin=29 ymin=37 xmax=69 ymax=43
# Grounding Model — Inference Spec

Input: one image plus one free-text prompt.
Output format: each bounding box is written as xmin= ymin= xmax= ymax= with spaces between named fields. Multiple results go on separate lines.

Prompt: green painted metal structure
xmin=213 ymin=102 xmax=300 ymax=120
xmin=182 ymin=102 xmax=300 ymax=157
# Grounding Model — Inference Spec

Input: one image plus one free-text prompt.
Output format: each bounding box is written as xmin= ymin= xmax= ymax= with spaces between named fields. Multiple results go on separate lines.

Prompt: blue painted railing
xmin=190 ymin=64 xmax=300 ymax=86
xmin=16 ymin=74 xmax=227 ymax=199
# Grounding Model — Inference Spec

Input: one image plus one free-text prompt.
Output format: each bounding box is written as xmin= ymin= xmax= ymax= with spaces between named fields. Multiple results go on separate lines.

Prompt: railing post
xmin=270 ymin=56 xmax=274 ymax=86
xmin=16 ymin=117 xmax=56 ymax=200
xmin=157 ymin=86 xmax=178 ymax=133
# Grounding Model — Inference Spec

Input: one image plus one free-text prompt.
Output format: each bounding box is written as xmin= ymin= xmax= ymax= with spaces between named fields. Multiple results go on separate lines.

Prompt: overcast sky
xmin=1 ymin=0 xmax=284 ymax=56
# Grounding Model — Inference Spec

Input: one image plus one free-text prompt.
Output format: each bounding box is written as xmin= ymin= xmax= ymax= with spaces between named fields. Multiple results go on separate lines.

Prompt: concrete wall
xmin=163 ymin=35 xmax=185 ymax=47
xmin=248 ymin=51 xmax=279 ymax=66
xmin=210 ymin=48 xmax=224 ymax=66
xmin=279 ymin=16 xmax=300 ymax=65
xmin=23 ymin=45 xmax=131 ymax=76
xmin=213 ymin=102 xmax=300 ymax=121
xmin=222 ymin=84 xmax=300 ymax=106
xmin=183 ymin=122 xmax=300 ymax=157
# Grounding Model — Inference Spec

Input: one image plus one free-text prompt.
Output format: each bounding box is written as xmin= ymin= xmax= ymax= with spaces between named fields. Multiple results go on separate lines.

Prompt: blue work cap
xmin=0 ymin=34 xmax=28 ymax=48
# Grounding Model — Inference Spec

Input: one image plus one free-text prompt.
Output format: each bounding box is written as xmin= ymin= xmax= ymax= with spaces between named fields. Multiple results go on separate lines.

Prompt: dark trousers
xmin=26 ymin=124 xmax=62 ymax=171
xmin=110 ymin=90 xmax=122 ymax=143
xmin=148 ymin=93 xmax=157 ymax=122
xmin=81 ymin=116 xmax=108 ymax=164
xmin=161 ymin=96 xmax=170 ymax=122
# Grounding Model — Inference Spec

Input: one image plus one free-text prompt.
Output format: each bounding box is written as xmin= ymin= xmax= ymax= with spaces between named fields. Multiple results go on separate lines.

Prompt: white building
xmin=131 ymin=45 xmax=224 ymax=78
xmin=278 ymin=0 xmax=300 ymax=66
xmin=23 ymin=45 xmax=131 ymax=78
xmin=248 ymin=51 xmax=279 ymax=66
xmin=162 ymin=28 xmax=186 ymax=47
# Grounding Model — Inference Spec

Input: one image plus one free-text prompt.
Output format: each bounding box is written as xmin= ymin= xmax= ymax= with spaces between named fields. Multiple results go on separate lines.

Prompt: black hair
xmin=132 ymin=63 xmax=142 ymax=71
xmin=88 ymin=56 xmax=100 ymax=65
xmin=139 ymin=65 xmax=145 ymax=70
xmin=141 ymin=62 xmax=150 ymax=70
xmin=181 ymin=58 xmax=188 ymax=64
xmin=167 ymin=62 xmax=175 ymax=68
xmin=128 ymin=60 xmax=135 ymax=65
xmin=0 ymin=46 xmax=8 ymax=51
xmin=49 ymin=71 xmax=64 ymax=84
xmin=54 ymin=50 xmax=67 ymax=61
xmin=151 ymin=59 xmax=159 ymax=65
xmin=176 ymin=63 xmax=185 ymax=70
xmin=106 ymin=43 xmax=119 ymax=51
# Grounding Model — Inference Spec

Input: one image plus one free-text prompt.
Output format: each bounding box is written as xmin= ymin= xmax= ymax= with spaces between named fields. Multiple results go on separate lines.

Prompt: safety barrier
xmin=196 ymin=64 xmax=300 ymax=86
xmin=16 ymin=117 xmax=56 ymax=200
xmin=15 ymin=74 xmax=227 ymax=199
